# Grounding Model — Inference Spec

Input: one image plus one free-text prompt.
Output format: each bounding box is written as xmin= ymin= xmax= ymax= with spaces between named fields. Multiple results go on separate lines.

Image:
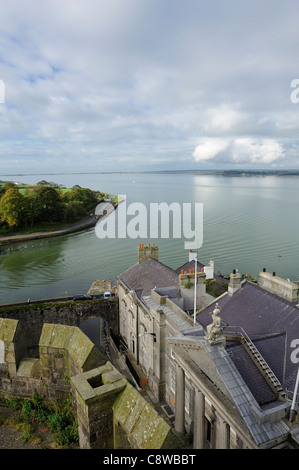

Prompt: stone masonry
xmin=0 ymin=318 xmax=183 ymax=449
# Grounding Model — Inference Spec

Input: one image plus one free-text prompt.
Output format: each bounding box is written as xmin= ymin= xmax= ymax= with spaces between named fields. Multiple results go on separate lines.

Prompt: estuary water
xmin=0 ymin=172 xmax=299 ymax=304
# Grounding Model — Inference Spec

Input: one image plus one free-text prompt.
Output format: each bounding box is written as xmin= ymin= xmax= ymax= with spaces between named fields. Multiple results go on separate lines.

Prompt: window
xmin=205 ymin=418 xmax=212 ymax=443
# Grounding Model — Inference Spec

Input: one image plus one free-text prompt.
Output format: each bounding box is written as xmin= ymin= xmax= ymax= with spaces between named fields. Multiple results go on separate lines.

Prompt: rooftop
xmin=197 ymin=281 xmax=299 ymax=396
xmin=117 ymin=257 xmax=179 ymax=299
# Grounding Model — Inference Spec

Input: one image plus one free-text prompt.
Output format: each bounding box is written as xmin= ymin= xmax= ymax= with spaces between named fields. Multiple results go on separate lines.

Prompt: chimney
xmin=228 ymin=269 xmax=242 ymax=295
xmin=138 ymin=243 xmax=159 ymax=263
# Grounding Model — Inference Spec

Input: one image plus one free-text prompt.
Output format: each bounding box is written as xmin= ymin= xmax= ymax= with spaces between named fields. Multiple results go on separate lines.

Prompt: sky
xmin=1 ymin=0 xmax=299 ymax=174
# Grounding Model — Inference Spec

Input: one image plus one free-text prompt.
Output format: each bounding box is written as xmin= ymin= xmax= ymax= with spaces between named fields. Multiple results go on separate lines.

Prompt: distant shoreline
xmin=1 ymin=169 xmax=299 ymax=178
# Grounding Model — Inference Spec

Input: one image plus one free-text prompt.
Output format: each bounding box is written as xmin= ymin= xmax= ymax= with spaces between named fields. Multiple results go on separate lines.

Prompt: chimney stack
xmin=228 ymin=269 xmax=242 ymax=295
xmin=137 ymin=243 xmax=159 ymax=263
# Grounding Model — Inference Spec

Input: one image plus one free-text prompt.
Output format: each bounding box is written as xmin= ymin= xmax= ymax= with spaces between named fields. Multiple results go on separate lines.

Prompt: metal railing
xmin=222 ymin=325 xmax=287 ymax=399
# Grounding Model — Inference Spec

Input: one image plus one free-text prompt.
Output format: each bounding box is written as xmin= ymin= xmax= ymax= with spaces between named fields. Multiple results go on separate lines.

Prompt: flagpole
xmin=194 ymin=254 xmax=197 ymax=326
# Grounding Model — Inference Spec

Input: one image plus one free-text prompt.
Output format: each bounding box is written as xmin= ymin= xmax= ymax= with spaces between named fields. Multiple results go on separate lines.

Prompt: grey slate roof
xmin=176 ymin=259 xmax=205 ymax=273
xmin=143 ymin=294 xmax=203 ymax=336
xmin=225 ymin=341 xmax=277 ymax=404
xmin=197 ymin=281 xmax=299 ymax=396
xmin=117 ymin=257 xmax=179 ymax=299
xmin=201 ymin=341 xmax=290 ymax=446
xmin=170 ymin=337 xmax=290 ymax=446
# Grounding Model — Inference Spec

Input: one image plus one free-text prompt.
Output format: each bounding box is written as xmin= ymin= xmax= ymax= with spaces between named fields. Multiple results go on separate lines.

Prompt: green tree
xmin=33 ymin=186 xmax=66 ymax=222
xmin=3 ymin=181 xmax=17 ymax=192
xmin=23 ymin=192 xmax=43 ymax=227
xmin=65 ymin=200 xmax=86 ymax=223
xmin=66 ymin=187 xmax=98 ymax=209
xmin=0 ymin=188 xmax=25 ymax=228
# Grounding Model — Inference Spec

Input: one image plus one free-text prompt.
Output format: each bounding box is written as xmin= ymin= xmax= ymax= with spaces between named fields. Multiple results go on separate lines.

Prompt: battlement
xmin=0 ymin=319 xmax=182 ymax=450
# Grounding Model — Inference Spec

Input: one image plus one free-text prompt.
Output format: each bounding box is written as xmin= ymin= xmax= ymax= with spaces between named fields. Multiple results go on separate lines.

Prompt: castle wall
xmin=0 ymin=318 xmax=182 ymax=450
xmin=0 ymin=320 xmax=105 ymax=402
xmin=0 ymin=298 xmax=118 ymax=357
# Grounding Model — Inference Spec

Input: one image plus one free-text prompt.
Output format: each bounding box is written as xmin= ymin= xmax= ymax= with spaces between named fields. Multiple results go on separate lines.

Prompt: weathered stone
xmin=0 ymin=318 xmax=182 ymax=450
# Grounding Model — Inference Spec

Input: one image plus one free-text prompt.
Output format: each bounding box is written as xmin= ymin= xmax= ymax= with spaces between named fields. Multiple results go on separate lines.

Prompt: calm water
xmin=0 ymin=172 xmax=299 ymax=304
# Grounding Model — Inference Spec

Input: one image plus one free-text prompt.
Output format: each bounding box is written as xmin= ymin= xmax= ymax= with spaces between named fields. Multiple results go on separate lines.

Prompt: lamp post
xmin=138 ymin=332 xmax=156 ymax=342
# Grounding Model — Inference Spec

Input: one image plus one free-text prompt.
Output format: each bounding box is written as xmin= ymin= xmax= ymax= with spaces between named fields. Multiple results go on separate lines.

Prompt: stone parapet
xmin=258 ymin=271 xmax=299 ymax=302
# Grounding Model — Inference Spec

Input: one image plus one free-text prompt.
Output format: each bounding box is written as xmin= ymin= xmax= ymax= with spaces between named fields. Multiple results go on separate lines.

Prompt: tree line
xmin=0 ymin=181 xmax=104 ymax=232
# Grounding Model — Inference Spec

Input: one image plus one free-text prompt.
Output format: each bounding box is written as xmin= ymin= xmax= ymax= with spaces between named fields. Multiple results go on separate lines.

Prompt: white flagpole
xmin=194 ymin=254 xmax=197 ymax=326
xmin=290 ymin=367 xmax=299 ymax=421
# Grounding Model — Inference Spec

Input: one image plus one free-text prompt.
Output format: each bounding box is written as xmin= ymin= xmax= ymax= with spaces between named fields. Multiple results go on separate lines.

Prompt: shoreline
xmin=0 ymin=201 xmax=119 ymax=246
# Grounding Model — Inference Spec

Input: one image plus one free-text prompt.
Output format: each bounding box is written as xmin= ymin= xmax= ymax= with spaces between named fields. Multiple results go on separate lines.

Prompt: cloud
xmin=193 ymin=138 xmax=285 ymax=165
xmin=193 ymin=138 xmax=229 ymax=162
xmin=203 ymin=104 xmax=245 ymax=134
xmin=0 ymin=0 xmax=299 ymax=173
xmin=231 ymin=138 xmax=285 ymax=164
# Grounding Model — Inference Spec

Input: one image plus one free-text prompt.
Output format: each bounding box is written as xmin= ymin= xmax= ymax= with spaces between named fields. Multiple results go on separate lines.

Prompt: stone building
xmin=117 ymin=245 xmax=215 ymax=395
xmin=116 ymin=246 xmax=299 ymax=449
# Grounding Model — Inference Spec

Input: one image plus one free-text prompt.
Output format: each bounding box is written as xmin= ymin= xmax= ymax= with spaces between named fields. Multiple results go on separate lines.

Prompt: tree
xmin=3 ymin=181 xmax=17 ymax=192
xmin=23 ymin=192 xmax=43 ymax=227
xmin=66 ymin=187 xmax=98 ymax=209
xmin=65 ymin=200 xmax=86 ymax=223
xmin=0 ymin=188 xmax=25 ymax=228
xmin=33 ymin=186 xmax=66 ymax=222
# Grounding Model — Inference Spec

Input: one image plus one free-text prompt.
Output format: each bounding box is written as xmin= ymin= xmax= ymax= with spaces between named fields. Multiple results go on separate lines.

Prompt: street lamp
xmin=138 ymin=332 xmax=156 ymax=342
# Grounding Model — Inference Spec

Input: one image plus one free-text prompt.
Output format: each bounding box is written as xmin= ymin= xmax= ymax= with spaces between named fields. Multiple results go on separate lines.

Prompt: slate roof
xmin=117 ymin=257 xmax=179 ymax=299
xmin=169 ymin=337 xmax=290 ymax=446
xmin=176 ymin=259 xmax=205 ymax=273
xmin=200 ymin=340 xmax=290 ymax=446
xmin=197 ymin=281 xmax=299 ymax=396
xmin=225 ymin=341 xmax=277 ymax=405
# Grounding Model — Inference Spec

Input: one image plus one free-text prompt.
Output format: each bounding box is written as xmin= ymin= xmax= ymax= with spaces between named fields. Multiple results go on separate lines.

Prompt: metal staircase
xmin=224 ymin=326 xmax=287 ymax=400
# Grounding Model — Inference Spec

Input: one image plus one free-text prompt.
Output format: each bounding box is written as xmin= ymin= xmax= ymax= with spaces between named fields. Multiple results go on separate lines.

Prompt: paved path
xmin=0 ymin=214 xmax=98 ymax=246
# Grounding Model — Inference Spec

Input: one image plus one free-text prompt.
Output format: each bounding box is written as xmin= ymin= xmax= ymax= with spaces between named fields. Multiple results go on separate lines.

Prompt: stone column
xmin=174 ymin=365 xmax=185 ymax=435
xmin=193 ymin=390 xmax=205 ymax=449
